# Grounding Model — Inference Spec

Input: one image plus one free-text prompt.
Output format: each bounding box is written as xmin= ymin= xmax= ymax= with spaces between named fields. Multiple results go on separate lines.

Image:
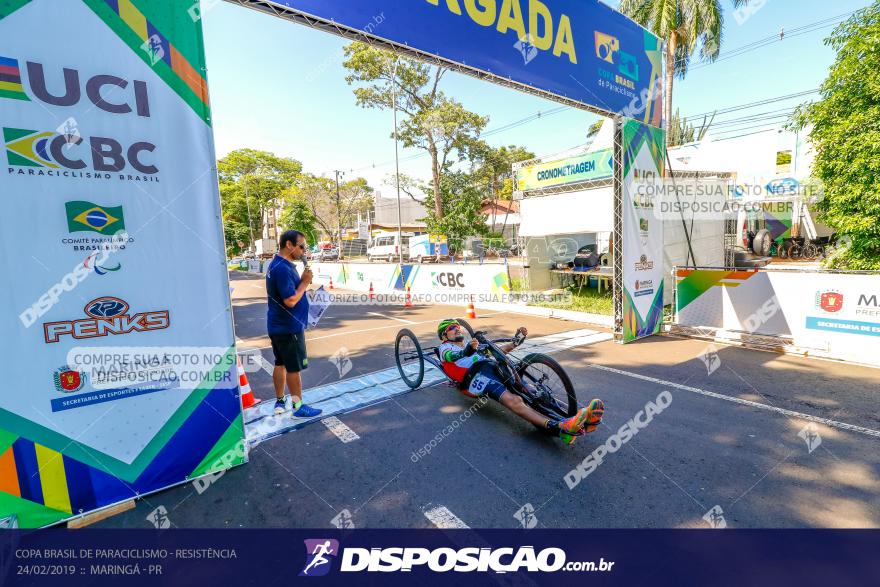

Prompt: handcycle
xmin=394 ymin=320 xmax=580 ymax=432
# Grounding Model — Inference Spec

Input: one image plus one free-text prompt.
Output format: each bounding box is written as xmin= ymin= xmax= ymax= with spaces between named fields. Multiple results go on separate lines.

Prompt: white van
xmin=367 ymin=232 xmax=412 ymax=262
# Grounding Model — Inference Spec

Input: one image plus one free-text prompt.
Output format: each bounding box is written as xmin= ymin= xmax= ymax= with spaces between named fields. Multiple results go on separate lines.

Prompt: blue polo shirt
xmin=266 ymin=255 xmax=309 ymax=334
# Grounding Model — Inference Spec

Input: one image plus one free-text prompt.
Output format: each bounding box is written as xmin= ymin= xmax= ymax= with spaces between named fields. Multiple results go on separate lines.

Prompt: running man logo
xmin=66 ymin=201 xmax=125 ymax=234
xmin=300 ymin=539 xmax=339 ymax=577
xmin=0 ymin=56 xmax=30 ymax=101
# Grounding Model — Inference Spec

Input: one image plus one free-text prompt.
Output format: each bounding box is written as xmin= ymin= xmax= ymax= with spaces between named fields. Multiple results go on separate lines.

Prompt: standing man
xmin=266 ymin=230 xmax=322 ymax=418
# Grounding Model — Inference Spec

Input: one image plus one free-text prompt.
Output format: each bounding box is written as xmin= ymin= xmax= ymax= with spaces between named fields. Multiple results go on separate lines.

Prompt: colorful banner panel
xmin=516 ymin=149 xmax=613 ymax=192
xmin=621 ymin=118 xmax=666 ymax=343
xmin=676 ymin=269 xmax=880 ymax=367
xmin=0 ymin=0 xmax=244 ymax=528
xmin=264 ymin=0 xmax=663 ymax=122
xmin=309 ymin=263 xmax=511 ymax=297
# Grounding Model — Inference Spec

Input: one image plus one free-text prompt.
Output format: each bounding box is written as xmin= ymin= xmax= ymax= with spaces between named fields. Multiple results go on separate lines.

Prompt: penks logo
xmin=300 ymin=539 xmax=339 ymax=577
xmin=66 ymin=201 xmax=125 ymax=234
xmin=816 ymin=290 xmax=844 ymax=313
xmin=43 ymin=296 xmax=169 ymax=344
xmin=0 ymin=56 xmax=29 ymax=101
xmin=4 ymin=127 xmax=157 ymax=176
xmin=53 ymin=365 xmax=86 ymax=393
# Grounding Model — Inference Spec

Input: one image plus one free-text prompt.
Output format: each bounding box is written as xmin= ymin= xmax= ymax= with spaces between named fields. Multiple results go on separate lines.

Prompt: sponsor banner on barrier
xmin=310 ymin=263 xmax=511 ymax=297
xmin=620 ymin=118 xmax=666 ymax=343
xmin=676 ymin=269 xmax=880 ymax=366
xmin=0 ymin=1 xmax=243 ymax=528
xmin=265 ymin=0 xmax=663 ymax=124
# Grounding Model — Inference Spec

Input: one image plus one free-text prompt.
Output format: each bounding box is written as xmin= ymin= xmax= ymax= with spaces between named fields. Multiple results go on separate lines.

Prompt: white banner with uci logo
xmin=0 ymin=1 xmax=241 ymax=528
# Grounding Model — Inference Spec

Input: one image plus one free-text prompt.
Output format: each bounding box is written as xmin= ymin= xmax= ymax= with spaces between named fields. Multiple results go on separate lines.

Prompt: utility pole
xmin=334 ymin=169 xmax=344 ymax=260
xmin=390 ymin=57 xmax=404 ymax=265
xmin=243 ymin=172 xmax=256 ymax=255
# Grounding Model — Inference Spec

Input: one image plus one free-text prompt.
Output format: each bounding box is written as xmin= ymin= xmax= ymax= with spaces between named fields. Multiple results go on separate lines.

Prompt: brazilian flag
xmin=65 ymin=201 xmax=125 ymax=234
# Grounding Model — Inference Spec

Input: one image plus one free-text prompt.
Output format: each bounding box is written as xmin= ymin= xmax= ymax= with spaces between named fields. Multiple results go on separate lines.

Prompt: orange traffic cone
xmin=405 ymin=286 xmax=413 ymax=307
xmin=237 ymin=356 xmax=261 ymax=409
xmin=369 ymin=282 xmax=375 ymax=301
xmin=466 ymin=296 xmax=477 ymax=319
xmin=328 ymin=277 xmax=334 ymax=290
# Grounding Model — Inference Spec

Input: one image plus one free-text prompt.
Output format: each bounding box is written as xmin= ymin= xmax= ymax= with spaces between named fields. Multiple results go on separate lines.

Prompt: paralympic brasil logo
xmin=84 ymin=251 xmax=121 ymax=275
xmin=299 ymin=539 xmax=339 ymax=577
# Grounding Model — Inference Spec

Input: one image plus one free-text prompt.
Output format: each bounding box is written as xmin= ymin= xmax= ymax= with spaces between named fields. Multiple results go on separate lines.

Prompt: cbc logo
xmin=433 ymin=272 xmax=466 ymax=288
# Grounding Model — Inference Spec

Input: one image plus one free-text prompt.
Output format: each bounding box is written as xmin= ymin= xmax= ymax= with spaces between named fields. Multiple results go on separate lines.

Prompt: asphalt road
xmin=96 ymin=271 xmax=880 ymax=529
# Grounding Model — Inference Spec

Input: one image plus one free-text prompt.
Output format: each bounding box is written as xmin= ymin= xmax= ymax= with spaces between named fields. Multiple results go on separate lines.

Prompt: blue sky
xmin=201 ymin=0 xmax=870 ymax=197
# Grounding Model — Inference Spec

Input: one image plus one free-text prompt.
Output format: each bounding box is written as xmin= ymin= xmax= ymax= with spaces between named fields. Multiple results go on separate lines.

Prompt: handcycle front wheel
xmin=516 ymin=353 xmax=578 ymax=419
xmin=395 ymin=328 xmax=425 ymax=389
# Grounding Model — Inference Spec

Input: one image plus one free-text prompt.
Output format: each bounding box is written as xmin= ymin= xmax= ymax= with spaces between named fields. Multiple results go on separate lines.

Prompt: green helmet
xmin=437 ymin=318 xmax=461 ymax=340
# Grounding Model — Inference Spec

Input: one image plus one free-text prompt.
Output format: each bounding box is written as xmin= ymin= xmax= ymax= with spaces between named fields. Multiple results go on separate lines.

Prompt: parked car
xmin=367 ymin=232 xmax=411 ymax=262
xmin=317 ymin=247 xmax=339 ymax=261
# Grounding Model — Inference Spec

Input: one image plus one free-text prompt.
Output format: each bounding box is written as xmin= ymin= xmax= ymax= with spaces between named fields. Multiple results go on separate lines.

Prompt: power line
xmin=681 ymin=89 xmax=817 ymax=121
xmin=676 ymin=10 xmax=855 ymax=70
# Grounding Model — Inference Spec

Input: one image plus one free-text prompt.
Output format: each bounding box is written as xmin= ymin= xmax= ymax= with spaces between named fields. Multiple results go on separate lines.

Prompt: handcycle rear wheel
xmin=395 ymin=328 xmax=425 ymax=389
xmin=516 ymin=353 xmax=578 ymax=419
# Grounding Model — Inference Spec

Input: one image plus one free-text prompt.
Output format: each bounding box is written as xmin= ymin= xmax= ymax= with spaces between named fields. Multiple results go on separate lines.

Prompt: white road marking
xmin=367 ymin=311 xmax=416 ymax=324
xmin=424 ymin=506 xmax=469 ymax=529
xmin=259 ymin=356 xmax=274 ymax=376
xmin=321 ymin=417 xmax=360 ymax=443
xmin=591 ymin=364 xmax=880 ymax=439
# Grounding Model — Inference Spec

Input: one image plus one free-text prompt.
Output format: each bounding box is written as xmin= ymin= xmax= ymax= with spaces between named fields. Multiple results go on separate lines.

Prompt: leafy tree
xmin=619 ymin=0 xmax=751 ymax=141
xmin=295 ymin=174 xmax=374 ymax=245
xmin=278 ymin=196 xmax=319 ymax=246
xmin=421 ymin=171 xmax=489 ymax=252
xmin=586 ymin=120 xmax=604 ymax=139
xmin=792 ymin=3 xmax=880 ymax=269
xmin=342 ymin=42 xmax=488 ymax=219
xmin=472 ymin=144 xmax=535 ymax=200
xmin=218 ymin=149 xmax=303 ymax=255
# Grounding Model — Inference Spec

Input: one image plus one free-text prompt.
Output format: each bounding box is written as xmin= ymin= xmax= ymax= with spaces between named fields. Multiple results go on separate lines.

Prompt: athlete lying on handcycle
xmin=436 ymin=319 xmax=604 ymax=444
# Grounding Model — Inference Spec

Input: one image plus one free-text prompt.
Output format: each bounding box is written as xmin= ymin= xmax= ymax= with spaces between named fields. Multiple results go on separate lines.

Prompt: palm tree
xmin=619 ymin=0 xmax=751 ymax=142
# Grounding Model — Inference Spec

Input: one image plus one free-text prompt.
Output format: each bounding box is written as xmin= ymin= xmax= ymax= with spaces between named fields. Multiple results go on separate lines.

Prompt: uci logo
xmin=6 ymin=58 xmax=151 ymax=117
xmin=432 ymin=272 xmax=465 ymax=288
